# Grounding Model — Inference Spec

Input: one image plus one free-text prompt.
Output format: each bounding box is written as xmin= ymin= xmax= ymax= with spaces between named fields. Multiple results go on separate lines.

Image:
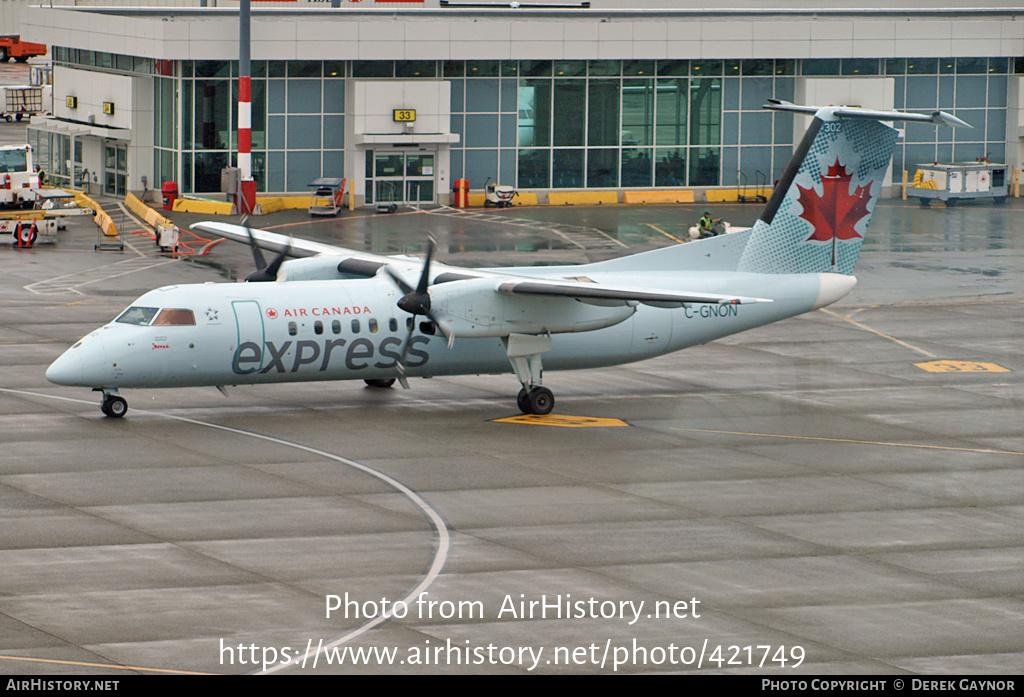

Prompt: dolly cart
xmin=308 ymin=177 xmax=346 ymax=216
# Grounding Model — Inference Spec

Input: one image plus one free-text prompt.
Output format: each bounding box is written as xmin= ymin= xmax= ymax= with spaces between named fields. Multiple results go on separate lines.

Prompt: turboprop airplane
xmin=46 ymin=100 xmax=968 ymax=418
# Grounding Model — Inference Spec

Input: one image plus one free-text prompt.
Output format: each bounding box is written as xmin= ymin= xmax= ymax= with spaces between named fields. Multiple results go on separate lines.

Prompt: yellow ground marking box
xmin=492 ymin=414 xmax=629 ymax=428
xmin=915 ymin=360 xmax=1010 ymax=373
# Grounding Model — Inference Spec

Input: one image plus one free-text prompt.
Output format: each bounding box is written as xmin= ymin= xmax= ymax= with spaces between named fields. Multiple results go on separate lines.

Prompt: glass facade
xmin=46 ymin=51 xmax=1017 ymax=196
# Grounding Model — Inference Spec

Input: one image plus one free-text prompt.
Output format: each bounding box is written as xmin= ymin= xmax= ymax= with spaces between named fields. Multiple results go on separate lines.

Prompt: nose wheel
xmin=99 ymin=391 xmax=128 ymax=418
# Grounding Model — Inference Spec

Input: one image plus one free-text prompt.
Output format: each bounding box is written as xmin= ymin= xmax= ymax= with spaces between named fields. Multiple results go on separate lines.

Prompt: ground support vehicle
xmin=0 ymin=86 xmax=45 ymax=122
xmin=308 ymin=177 xmax=346 ymax=216
xmin=0 ymin=145 xmax=41 ymax=209
xmin=908 ymin=162 xmax=1009 ymax=206
xmin=0 ymin=36 xmax=46 ymax=63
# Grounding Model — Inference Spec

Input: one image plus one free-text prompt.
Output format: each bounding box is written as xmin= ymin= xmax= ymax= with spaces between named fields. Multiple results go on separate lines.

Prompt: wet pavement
xmin=0 ymin=194 xmax=1021 ymax=675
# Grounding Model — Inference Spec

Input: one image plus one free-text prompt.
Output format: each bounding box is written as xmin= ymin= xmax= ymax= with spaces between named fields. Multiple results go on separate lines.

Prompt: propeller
xmin=241 ymin=215 xmax=291 ymax=282
xmin=384 ymin=238 xmax=453 ymax=373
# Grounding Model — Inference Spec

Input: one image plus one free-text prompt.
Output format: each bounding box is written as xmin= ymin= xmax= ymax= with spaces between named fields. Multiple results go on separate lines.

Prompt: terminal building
xmin=14 ymin=1 xmax=1024 ymax=206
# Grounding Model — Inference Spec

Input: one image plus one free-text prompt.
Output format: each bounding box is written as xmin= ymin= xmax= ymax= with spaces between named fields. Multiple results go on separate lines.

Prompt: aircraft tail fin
xmin=736 ymin=101 xmax=969 ymax=275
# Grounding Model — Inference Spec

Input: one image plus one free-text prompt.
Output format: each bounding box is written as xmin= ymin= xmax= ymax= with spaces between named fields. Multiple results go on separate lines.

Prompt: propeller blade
xmin=415 ymin=238 xmax=435 ymax=295
xmin=263 ymin=240 xmax=292 ymax=279
xmin=242 ymin=217 xmax=267 ymax=271
xmin=396 ymin=319 xmax=417 ymax=374
xmin=388 ymin=237 xmax=447 ymax=373
xmin=425 ymin=309 xmax=454 ymax=349
xmin=242 ymin=217 xmax=292 ymax=282
xmin=384 ymin=266 xmax=414 ymax=295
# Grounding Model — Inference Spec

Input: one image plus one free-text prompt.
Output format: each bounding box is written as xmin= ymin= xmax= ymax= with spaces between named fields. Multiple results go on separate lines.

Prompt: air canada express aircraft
xmin=47 ymin=100 xmax=967 ymax=418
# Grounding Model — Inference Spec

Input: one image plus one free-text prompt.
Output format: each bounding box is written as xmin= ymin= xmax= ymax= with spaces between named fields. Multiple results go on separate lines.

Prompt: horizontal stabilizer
xmin=764 ymin=99 xmax=972 ymax=128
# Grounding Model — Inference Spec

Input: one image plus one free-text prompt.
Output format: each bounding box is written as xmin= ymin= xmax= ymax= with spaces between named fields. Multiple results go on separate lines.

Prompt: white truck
xmin=0 ymin=144 xmax=41 ymax=209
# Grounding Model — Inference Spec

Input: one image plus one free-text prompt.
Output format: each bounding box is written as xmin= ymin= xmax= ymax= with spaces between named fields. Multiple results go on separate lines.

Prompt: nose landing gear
xmin=97 ymin=389 xmax=128 ymax=418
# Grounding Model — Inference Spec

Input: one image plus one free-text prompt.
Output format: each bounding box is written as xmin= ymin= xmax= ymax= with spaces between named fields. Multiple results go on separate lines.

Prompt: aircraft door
xmin=232 ymin=300 xmax=266 ymax=374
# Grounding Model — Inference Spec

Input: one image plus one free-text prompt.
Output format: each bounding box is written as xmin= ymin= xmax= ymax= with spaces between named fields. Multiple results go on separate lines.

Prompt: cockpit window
xmin=153 ymin=309 xmax=196 ymax=326
xmin=115 ymin=306 xmax=159 ymax=326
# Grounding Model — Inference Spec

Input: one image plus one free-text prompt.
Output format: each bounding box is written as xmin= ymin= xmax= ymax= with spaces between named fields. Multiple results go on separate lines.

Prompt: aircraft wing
xmin=190 ymin=220 xmax=477 ymax=282
xmin=191 ymin=221 xmax=771 ymax=307
xmin=496 ymin=278 xmax=771 ymax=307
xmin=191 ymin=221 xmax=358 ymax=259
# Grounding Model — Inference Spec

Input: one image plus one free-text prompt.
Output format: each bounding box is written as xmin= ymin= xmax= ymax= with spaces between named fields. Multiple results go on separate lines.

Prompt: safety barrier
xmin=125 ymin=192 xmax=175 ymax=228
xmin=257 ymin=196 xmax=308 ymax=214
xmin=705 ymin=189 xmax=742 ymax=203
xmin=623 ymin=190 xmax=695 ymax=204
xmin=66 ymin=188 xmax=118 ymax=237
xmin=548 ymin=191 xmax=619 ymax=206
xmin=171 ymin=197 xmax=234 ymax=215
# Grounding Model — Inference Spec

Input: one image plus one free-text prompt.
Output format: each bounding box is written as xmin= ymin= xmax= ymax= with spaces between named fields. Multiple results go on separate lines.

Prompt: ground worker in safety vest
xmin=698 ymin=211 xmax=721 ymax=238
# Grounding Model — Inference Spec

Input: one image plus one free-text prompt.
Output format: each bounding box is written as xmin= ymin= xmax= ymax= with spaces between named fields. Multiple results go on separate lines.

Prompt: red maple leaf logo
xmin=796 ymin=159 xmax=873 ymax=265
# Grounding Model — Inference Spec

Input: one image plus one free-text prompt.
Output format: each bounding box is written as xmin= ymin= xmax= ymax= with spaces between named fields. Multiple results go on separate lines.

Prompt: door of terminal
xmin=370 ymin=150 xmax=435 ymax=205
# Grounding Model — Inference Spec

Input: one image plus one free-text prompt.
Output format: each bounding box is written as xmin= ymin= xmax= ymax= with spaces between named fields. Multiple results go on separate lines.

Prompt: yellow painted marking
xmin=671 ymin=428 xmax=1024 ymax=456
xmin=819 ymin=308 xmax=937 ymax=358
xmin=916 ymin=360 xmax=1010 ymax=373
xmin=645 ymin=223 xmax=686 ymax=244
xmin=493 ymin=414 xmax=629 ymax=428
xmin=0 ymin=654 xmax=213 ymax=675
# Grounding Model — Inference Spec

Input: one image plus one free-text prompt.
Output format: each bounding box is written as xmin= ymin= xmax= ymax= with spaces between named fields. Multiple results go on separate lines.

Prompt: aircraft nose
xmin=46 ymin=347 xmax=84 ymax=386
xmin=46 ymin=336 xmax=108 ymax=387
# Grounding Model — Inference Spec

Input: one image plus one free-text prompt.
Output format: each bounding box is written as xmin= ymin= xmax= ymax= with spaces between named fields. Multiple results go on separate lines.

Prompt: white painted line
xmin=0 ymin=388 xmax=452 ymax=676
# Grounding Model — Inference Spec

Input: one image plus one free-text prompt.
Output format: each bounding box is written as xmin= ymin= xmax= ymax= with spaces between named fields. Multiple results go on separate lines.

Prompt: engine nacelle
xmin=430 ymin=278 xmax=636 ymax=337
xmin=278 ymin=256 xmax=368 ymax=281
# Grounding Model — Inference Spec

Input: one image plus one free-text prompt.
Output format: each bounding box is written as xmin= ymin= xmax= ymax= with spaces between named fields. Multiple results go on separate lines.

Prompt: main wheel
xmin=517 ymin=388 xmax=530 ymax=413
xmin=525 ymin=387 xmax=554 ymax=415
xmin=101 ymin=395 xmax=128 ymax=418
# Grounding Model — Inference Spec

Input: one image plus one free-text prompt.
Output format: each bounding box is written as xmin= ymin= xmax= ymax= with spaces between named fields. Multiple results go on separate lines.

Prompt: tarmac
xmin=0 ymin=128 xmax=1021 ymax=673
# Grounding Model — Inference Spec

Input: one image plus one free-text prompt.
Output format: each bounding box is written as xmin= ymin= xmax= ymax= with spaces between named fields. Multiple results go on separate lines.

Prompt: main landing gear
xmin=506 ymin=333 xmax=555 ymax=415
xmin=517 ymin=386 xmax=554 ymax=415
xmin=96 ymin=389 xmax=128 ymax=418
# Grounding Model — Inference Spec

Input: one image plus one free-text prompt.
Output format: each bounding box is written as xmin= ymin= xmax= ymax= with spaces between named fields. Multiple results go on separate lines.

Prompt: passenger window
xmin=351 ymin=319 xmax=360 ymax=333
xmin=369 ymin=318 xmax=378 ymax=333
xmin=314 ymin=320 xmax=323 ymax=335
xmin=332 ymin=320 xmax=341 ymax=334
xmin=389 ymin=318 xmax=398 ymax=332
xmin=152 ymin=309 xmax=196 ymax=326
xmin=288 ymin=321 xmax=297 ymax=336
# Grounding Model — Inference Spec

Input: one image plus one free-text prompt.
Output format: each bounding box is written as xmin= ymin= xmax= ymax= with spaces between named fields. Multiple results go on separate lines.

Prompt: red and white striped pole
xmin=237 ymin=0 xmax=257 ymax=214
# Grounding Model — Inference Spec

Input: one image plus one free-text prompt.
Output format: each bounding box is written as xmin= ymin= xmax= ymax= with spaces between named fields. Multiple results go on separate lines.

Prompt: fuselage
xmin=45 ymin=268 xmax=847 ymax=391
